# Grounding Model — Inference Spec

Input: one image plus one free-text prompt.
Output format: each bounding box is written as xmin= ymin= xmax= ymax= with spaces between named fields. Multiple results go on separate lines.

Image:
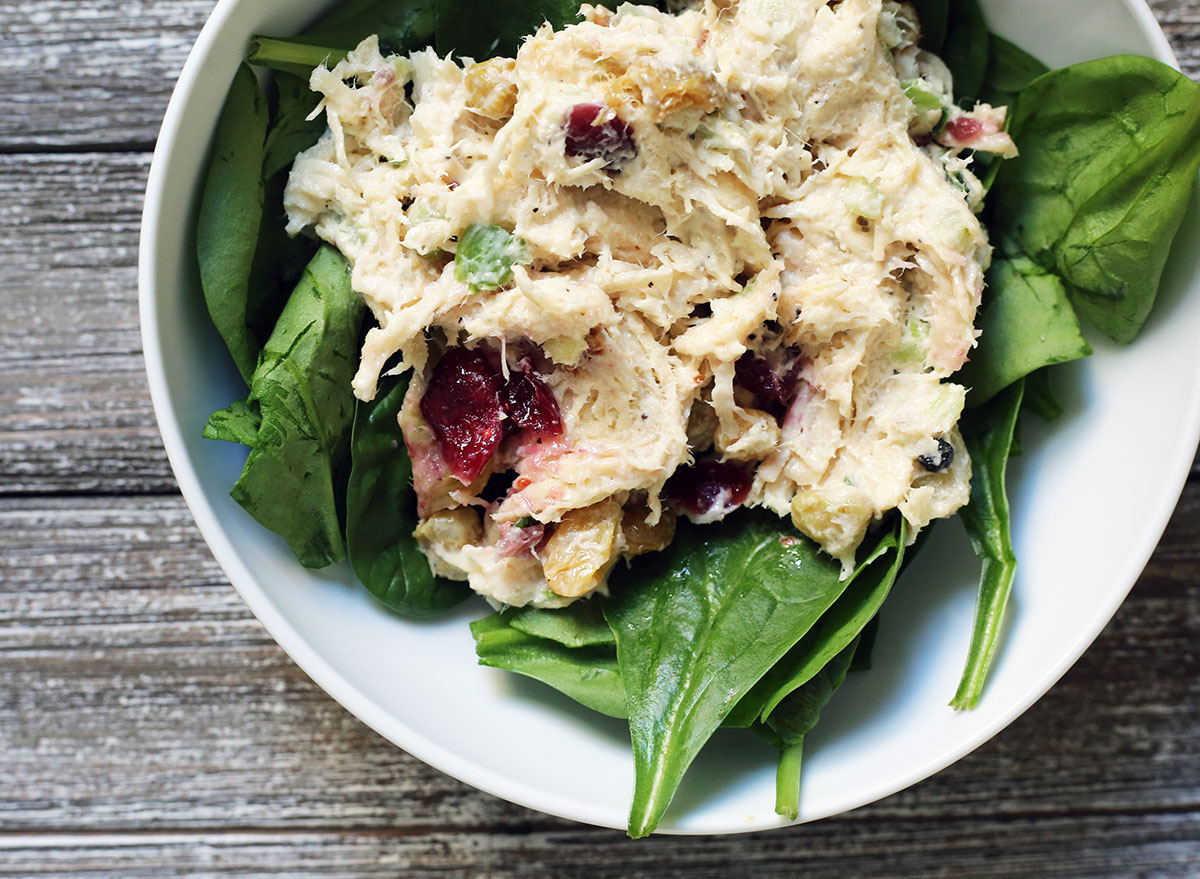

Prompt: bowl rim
xmin=139 ymin=0 xmax=1194 ymax=834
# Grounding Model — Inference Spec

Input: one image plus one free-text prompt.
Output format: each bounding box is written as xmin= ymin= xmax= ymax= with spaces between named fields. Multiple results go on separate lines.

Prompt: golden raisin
xmin=621 ymin=505 xmax=676 ymax=557
xmin=464 ymin=58 xmax=519 ymax=120
xmin=542 ymin=499 xmax=622 ymax=598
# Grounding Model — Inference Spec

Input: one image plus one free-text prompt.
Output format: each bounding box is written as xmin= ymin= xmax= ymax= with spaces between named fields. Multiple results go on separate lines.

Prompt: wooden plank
xmin=0 ymin=152 xmax=176 ymax=493
xmin=0 ymin=0 xmax=218 ymax=149
xmin=0 ymin=813 xmax=1198 ymax=879
xmin=0 ymin=489 xmax=1197 ymax=835
xmin=0 ymin=1 xmax=1196 ymax=151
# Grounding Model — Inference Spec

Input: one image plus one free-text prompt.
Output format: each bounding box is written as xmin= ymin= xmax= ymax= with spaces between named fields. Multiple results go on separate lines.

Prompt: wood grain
xmin=1 ymin=0 xmax=1198 ymax=876
xmin=0 ymin=0 xmax=1196 ymax=151
xmin=0 ymin=490 xmax=1198 ymax=833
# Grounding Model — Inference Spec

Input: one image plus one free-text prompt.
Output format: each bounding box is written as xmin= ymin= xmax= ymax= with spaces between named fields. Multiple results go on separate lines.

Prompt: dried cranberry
xmin=564 ymin=102 xmax=637 ymax=169
xmin=944 ymin=116 xmax=983 ymax=144
xmin=918 ymin=438 xmax=955 ymax=473
xmin=665 ymin=460 xmax=752 ymax=522
xmin=420 ymin=348 xmax=505 ymax=484
xmin=735 ymin=353 xmax=789 ymax=406
xmin=503 ymin=361 xmax=563 ymax=438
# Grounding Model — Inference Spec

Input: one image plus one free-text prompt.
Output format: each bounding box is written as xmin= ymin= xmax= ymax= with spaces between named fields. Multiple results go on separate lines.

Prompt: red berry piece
xmin=734 ymin=353 xmax=789 ymax=406
xmin=665 ymin=460 xmax=752 ymax=522
xmin=420 ymin=348 xmax=505 ymax=484
xmin=564 ymin=102 xmax=637 ymax=168
xmin=503 ymin=361 xmax=563 ymax=437
xmin=944 ymin=116 xmax=983 ymax=144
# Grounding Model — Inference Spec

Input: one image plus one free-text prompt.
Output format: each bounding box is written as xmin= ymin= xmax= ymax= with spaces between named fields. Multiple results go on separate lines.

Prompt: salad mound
xmin=282 ymin=0 xmax=1015 ymax=607
xmin=198 ymin=0 xmax=1200 ymax=838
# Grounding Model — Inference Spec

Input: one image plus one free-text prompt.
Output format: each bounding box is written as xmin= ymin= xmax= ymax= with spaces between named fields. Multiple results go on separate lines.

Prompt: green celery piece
xmin=990 ymin=56 xmax=1200 ymax=343
xmin=952 ymin=379 xmax=1025 ymax=710
xmin=604 ymin=511 xmax=858 ymax=838
xmin=730 ymin=518 xmax=907 ymax=726
xmin=196 ymin=63 xmax=270 ymax=384
xmin=228 ymin=247 xmax=366 ymax=568
xmin=454 ymin=223 xmax=531 ymax=292
xmin=901 ymin=79 xmax=945 ymax=113
xmin=345 ymin=373 xmax=469 ymax=617
xmin=508 ymin=602 xmax=616 ymax=648
xmin=471 ymin=614 xmax=627 ymax=718
xmin=959 ymin=256 xmax=1092 ymax=408
xmin=761 ymin=637 xmax=860 ymax=820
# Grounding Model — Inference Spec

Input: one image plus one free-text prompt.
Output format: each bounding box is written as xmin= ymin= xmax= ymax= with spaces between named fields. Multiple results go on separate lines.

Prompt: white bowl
xmin=139 ymin=0 xmax=1200 ymax=833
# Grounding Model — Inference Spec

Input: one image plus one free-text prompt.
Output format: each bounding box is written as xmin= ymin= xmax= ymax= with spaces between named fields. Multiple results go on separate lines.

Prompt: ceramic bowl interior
xmin=140 ymin=0 xmax=1200 ymax=833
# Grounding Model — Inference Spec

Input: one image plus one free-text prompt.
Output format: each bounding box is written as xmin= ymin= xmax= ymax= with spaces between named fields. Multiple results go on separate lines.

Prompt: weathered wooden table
xmin=2 ymin=2 xmax=1199 ymax=875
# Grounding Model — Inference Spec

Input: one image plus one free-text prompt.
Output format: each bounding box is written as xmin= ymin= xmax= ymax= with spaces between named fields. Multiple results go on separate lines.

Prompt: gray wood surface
xmin=1 ymin=1 xmax=1198 ymax=876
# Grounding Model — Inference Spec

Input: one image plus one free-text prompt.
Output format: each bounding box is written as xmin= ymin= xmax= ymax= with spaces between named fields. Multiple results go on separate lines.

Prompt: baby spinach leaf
xmin=434 ymin=0 xmax=654 ymax=60
xmin=197 ymin=63 xmax=270 ymax=384
xmin=959 ymin=256 xmax=1091 ymax=408
xmin=226 ymin=247 xmax=366 ymax=568
xmin=939 ymin=0 xmax=989 ymax=105
xmin=203 ymin=398 xmax=262 ymax=447
xmin=910 ymin=0 xmax=948 ymax=52
xmin=951 ymin=379 xmax=1024 ymax=710
xmin=508 ymin=602 xmax=616 ymax=648
xmin=345 ymin=373 xmax=470 ymax=617
xmin=472 ymin=613 xmax=627 ymax=718
xmin=263 ymin=72 xmax=329 ymax=180
xmin=760 ymin=637 xmax=859 ymax=821
xmin=990 ymin=56 xmax=1200 ymax=343
xmin=604 ymin=511 xmax=856 ymax=838
xmin=454 ymin=223 xmax=531 ymax=292
xmin=299 ymin=0 xmax=437 ymax=56
xmin=1022 ymin=367 xmax=1064 ymax=422
xmin=981 ymin=34 xmax=1048 ymax=108
xmin=731 ymin=518 xmax=907 ymax=726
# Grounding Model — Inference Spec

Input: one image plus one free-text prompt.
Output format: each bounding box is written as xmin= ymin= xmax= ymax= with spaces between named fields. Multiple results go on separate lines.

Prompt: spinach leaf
xmin=939 ymin=0 xmax=989 ymax=105
xmin=1022 ymin=367 xmax=1064 ymax=422
xmin=434 ymin=0 xmax=644 ymax=60
xmin=263 ymin=72 xmax=329 ymax=180
xmin=471 ymin=613 xmax=627 ymax=718
xmin=959 ymin=256 xmax=1091 ymax=408
xmin=910 ymin=0 xmax=948 ymax=52
xmin=604 ymin=511 xmax=856 ymax=838
xmin=759 ymin=637 xmax=859 ymax=821
xmin=981 ymin=34 xmax=1049 ymax=108
xmin=454 ymin=223 xmax=531 ymax=292
xmin=951 ymin=379 xmax=1024 ymax=710
xmin=345 ymin=373 xmax=470 ymax=617
xmin=989 ymin=56 xmax=1200 ymax=343
xmin=300 ymin=0 xmax=437 ymax=56
xmin=196 ymin=63 xmax=270 ymax=384
xmin=730 ymin=518 xmax=907 ymax=726
xmin=508 ymin=602 xmax=616 ymax=648
xmin=203 ymin=398 xmax=262 ymax=447
xmin=222 ymin=247 xmax=366 ymax=568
